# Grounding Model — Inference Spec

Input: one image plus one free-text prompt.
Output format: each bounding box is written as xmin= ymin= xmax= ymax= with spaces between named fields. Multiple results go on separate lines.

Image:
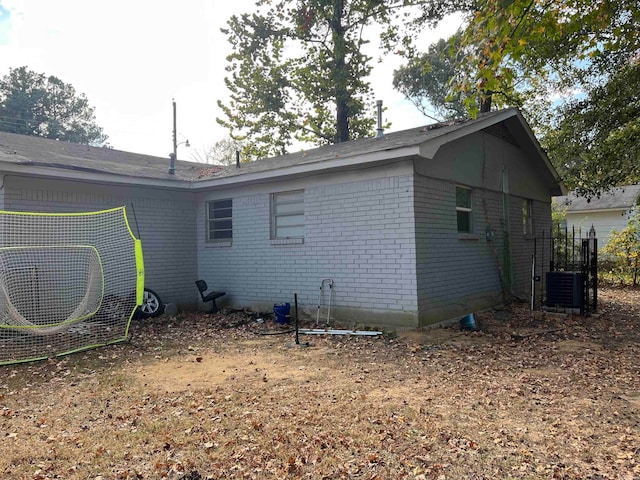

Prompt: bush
xmin=601 ymin=209 xmax=640 ymax=286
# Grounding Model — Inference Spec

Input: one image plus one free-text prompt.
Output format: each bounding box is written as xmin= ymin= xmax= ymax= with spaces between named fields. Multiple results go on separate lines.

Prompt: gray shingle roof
xmin=555 ymin=185 xmax=640 ymax=211
xmin=0 ymin=108 xmax=548 ymax=188
xmin=200 ymin=113 xmax=490 ymax=180
xmin=0 ymin=131 xmax=202 ymax=181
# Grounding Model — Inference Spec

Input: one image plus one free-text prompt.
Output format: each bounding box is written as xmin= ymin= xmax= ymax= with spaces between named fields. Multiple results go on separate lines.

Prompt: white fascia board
xmin=191 ymin=145 xmax=420 ymax=190
xmin=0 ymin=162 xmax=193 ymax=189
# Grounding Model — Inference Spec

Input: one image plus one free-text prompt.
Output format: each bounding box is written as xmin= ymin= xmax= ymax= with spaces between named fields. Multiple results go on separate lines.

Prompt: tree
xmin=456 ymin=0 xmax=639 ymax=195
xmin=190 ymin=137 xmax=245 ymax=165
xmin=0 ymin=66 xmax=108 ymax=146
xmin=602 ymin=208 xmax=640 ymax=286
xmin=217 ymin=0 xmax=398 ymax=159
xmin=393 ymin=0 xmax=639 ymax=194
xmin=542 ymin=62 xmax=640 ymax=197
xmin=392 ymin=33 xmax=468 ymax=121
xmin=435 ymin=0 xmax=639 ymax=116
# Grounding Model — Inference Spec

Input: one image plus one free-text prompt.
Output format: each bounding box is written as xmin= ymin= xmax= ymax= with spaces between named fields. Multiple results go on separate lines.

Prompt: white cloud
xmin=0 ymin=1 xmax=460 ymax=160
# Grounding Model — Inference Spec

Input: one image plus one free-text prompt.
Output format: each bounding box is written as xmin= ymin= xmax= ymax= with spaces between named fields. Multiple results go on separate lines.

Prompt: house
xmin=0 ymin=108 xmax=565 ymax=329
xmin=554 ymin=185 xmax=640 ymax=248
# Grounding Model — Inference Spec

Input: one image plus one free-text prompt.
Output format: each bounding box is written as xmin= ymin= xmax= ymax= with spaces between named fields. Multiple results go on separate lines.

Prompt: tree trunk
xmin=331 ymin=0 xmax=349 ymax=143
xmin=480 ymin=89 xmax=493 ymax=113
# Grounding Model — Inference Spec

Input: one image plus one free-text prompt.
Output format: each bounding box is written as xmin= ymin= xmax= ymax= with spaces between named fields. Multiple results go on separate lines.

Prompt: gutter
xmin=1 ymin=145 xmax=420 ymax=191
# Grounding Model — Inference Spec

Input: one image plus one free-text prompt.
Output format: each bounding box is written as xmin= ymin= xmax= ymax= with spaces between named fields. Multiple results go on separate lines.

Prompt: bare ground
xmin=1 ymin=287 xmax=639 ymax=479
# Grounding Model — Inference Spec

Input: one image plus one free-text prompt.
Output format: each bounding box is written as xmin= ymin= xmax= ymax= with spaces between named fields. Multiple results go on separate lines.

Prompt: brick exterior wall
xmin=510 ymin=196 xmax=552 ymax=303
xmin=0 ymin=128 xmax=557 ymax=330
xmin=2 ymin=175 xmax=198 ymax=306
xmin=414 ymin=175 xmax=505 ymax=324
xmin=196 ymin=166 xmax=419 ymax=328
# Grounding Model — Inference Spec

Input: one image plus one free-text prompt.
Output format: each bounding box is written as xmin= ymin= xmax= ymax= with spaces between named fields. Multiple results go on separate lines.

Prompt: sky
xmin=0 ymin=1 xmax=461 ymax=162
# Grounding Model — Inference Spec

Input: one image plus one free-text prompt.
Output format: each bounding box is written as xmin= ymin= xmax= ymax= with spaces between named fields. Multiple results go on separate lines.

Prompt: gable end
xmin=483 ymin=123 xmax=520 ymax=148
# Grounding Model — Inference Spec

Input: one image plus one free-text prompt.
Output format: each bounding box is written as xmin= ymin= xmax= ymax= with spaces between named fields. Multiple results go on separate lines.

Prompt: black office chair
xmin=195 ymin=280 xmax=225 ymax=313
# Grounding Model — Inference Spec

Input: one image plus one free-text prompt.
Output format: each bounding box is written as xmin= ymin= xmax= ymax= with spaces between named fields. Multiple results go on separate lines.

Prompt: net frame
xmin=0 ymin=245 xmax=105 ymax=333
xmin=0 ymin=206 xmax=144 ymax=364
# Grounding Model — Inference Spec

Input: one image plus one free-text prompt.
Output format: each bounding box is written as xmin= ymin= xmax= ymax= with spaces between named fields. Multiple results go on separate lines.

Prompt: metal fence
xmin=531 ymin=225 xmax=597 ymax=315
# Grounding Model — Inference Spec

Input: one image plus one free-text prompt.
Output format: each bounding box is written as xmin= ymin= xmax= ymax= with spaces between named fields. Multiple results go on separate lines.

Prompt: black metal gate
xmin=531 ymin=226 xmax=597 ymax=315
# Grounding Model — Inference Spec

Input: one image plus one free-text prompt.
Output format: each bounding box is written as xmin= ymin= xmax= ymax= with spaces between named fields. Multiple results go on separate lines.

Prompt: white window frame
xmin=456 ymin=186 xmax=473 ymax=234
xmin=206 ymin=198 xmax=232 ymax=242
xmin=271 ymin=190 xmax=304 ymax=240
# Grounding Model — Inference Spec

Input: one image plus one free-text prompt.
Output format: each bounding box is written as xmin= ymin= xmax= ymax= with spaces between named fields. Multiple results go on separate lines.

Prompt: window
xmin=207 ymin=199 xmax=232 ymax=241
xmin=456 ymin=186 xmax=472 ymax=233
xmin=272 ymin=190 xmax=304 ymax=239
xmin=522 ymin=199 xmax=533 ymax=235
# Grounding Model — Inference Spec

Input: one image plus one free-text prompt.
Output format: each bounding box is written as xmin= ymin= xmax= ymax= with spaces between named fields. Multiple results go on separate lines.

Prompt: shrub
xmin=601 ymin=208 xmax=640 ymax=286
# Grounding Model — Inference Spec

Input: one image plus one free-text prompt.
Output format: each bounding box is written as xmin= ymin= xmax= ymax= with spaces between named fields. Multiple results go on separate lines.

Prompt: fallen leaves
xmin=0 ymin=288 xmax=638 ymax=478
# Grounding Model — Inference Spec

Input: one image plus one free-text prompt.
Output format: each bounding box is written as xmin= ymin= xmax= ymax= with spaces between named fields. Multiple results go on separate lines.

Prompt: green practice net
xmin=0 ymin=207 xmax=144 ymax=364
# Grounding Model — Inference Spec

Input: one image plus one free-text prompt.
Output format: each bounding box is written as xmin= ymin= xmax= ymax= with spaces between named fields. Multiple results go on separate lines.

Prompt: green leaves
xmin=602 ymin=209 xmax=640 ymax=286
xmin=392 ymin=33 xmax=468 ymax=120
xmin=216 ymin=0 xmax=389 ymax=160
xmin=389 ymin=0 xmax=639 ymax=195
xmin=0 ymin=66 xmax=108 ymax=146
xmin=543 ymin=62 xmax=640 ymax=198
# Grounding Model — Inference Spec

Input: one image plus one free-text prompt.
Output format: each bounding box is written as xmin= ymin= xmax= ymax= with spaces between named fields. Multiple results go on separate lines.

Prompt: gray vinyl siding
xmin=196 ymin=166 xmax=419 ymax=328
xmin=2 ymin=175 xmax=198 ymax=306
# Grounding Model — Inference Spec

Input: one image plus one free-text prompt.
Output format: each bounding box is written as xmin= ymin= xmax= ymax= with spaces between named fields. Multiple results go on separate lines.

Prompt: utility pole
xmin=169 ymin=98 xmax=177 ymax=175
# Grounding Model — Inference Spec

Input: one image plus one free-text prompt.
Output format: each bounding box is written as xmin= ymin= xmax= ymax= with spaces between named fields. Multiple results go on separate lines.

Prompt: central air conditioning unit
xmin=545 ymin=271 xmax=584 ymax=309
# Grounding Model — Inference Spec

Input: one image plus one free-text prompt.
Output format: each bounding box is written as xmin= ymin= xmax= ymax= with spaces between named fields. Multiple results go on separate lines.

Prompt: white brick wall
xmin=197 ymin=170 xmax=419 ymax=326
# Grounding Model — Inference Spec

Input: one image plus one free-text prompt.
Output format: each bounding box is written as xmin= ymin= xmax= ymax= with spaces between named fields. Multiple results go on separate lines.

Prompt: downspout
xmin=0 ymin=174 xmax=4 ymax=210
xmin=501 ymin=165 xmax=513 ymax=297
xmin=479 ymin=135 xmax=510 ymax=303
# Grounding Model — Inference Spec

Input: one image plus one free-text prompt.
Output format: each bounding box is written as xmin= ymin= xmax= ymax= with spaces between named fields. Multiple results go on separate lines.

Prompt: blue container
xmin=274 ymin=303 xmax=291 ymax=324
xmin=459 ymin=313 xmax=479 ymax=331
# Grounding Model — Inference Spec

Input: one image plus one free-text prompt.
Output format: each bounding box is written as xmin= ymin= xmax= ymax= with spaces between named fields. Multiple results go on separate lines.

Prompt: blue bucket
xmin=274 ymin=303 xmax=291 ymax=324
xmin=459 ymin=313 xmax=479 ymax=331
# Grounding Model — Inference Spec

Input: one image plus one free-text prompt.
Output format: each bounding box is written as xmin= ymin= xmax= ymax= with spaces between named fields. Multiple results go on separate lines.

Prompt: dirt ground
xmin=1 ymin=287 xmax=638 ymax=479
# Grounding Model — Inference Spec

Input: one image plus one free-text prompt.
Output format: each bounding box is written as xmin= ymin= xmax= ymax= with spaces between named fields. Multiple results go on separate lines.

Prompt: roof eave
xmin=0 ymin=162 xmax=194 ymax=189
xmin=567 ymin=207 xmax=632 ymax=214
xmin=417 ymin=109 xmax=517 ymax=159
xmin=191 ymin=145 xmax=421 ymax=189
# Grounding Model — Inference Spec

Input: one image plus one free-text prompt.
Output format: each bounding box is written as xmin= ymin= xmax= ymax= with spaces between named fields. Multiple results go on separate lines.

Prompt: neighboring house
xmin=0 ymin=108 xmax=565 ymax=329
xmin=554 ymin=185 xmax=640 ymax=248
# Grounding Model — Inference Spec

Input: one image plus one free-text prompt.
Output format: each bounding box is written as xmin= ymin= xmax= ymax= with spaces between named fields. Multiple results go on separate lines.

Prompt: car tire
xmin=137 ymin=288 xmax=163 ymax=318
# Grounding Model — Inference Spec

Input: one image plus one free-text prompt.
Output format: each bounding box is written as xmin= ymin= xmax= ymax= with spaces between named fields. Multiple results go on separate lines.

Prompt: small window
xmin=522 ymin=199 xmax=533 ymax=235
xmin=207 ymin=199 xmax=232 ymax=241
xmin=272 ymin=190 xmax=304 ymax=239
xmin=456 ymin=186 xmax=472 ymax=233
